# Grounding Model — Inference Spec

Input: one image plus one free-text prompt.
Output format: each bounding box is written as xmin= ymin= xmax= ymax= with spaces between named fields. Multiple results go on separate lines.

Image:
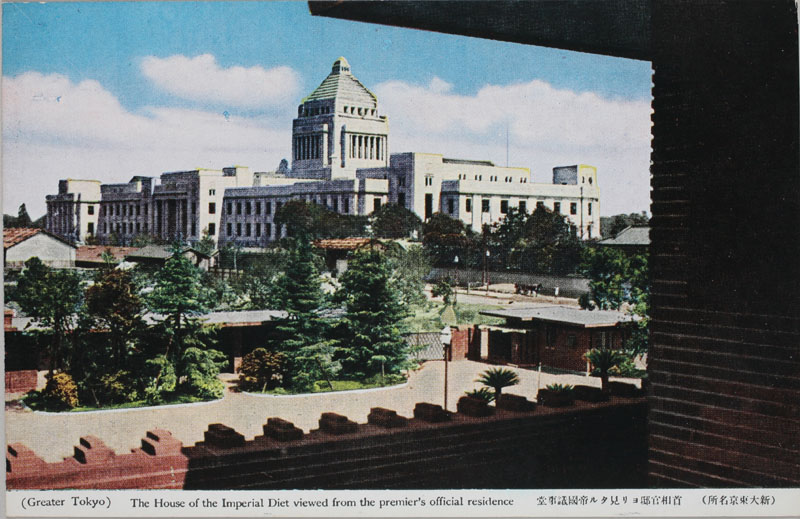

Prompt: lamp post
xmin=440 ymin=326 xmax=452 ymax=411
xmin=453 ymin=255 xmax=459 ymax=305
xmin=484 ymin=249 xmax=491 ymax=294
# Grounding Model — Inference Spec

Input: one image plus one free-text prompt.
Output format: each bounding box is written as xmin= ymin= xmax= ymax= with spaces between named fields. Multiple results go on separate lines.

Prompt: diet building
xmin=45 ymin=57 xmax=600 ymax=246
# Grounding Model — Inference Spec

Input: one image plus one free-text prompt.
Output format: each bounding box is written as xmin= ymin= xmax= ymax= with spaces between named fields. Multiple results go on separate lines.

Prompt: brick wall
xmin=648 ymin=1 xmax=800 ymax=487
xmin=7 ymin=398 xmax=647 ymax=490
xmin=5 ymin=370 xmax=38 ymax=394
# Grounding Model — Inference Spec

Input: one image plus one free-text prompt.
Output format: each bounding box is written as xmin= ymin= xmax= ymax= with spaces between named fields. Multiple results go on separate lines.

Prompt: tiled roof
xmin=598 ymin=226 xmax=650 ymax=247
xmin=125 ymin=244 xmax=171 ymax=259
xmin=303 ymin=57 xmax=377 ymax=105
xmin=479 ymin=305 xmax=640 ymax=328
xmin=4 ymin=228 xmax=43 ymax=249
xmin=3 ymin=228 xmax=75 ymax=249
xmin=314 ymin=238 xmax=377 ymax=250
xmin=76 ymin=246 xmax=140 ymax=263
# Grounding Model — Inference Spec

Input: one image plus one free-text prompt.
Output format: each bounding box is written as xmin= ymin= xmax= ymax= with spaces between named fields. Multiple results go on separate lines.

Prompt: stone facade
xmin=43 ymin=57 xmax=600 ymax=246
xmin=45 ymin=179 xmax=101 ymax=243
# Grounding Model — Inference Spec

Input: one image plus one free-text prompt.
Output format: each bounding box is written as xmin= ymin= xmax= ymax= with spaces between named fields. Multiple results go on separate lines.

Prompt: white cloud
xmin=140 ymin=54 xmax=300 ymax=109
xmin=375 ymin=78 xmax=653 ymax=215
xmin=2 ymin=72 xmax=290 ymax=217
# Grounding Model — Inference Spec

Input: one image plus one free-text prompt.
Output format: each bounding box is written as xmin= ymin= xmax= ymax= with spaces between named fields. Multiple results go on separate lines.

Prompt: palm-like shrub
xmin=585 ymin=348 xmax=627 ymax=394
xmin=465 ymin=387 xmax=496 ymax=402
xmin=476 ymin=367 xmax=520 ymax=400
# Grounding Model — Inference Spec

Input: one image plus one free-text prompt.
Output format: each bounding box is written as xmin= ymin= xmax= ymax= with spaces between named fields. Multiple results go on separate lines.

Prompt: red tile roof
xmin=76 ymin=246 xmax=140 ymax=264
xmin=3 ymin=228 xmax=44 ymax=249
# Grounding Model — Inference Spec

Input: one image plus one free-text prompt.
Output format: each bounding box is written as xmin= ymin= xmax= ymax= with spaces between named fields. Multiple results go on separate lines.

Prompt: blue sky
xmin=3 ymin=1 xmax=653 ymax=218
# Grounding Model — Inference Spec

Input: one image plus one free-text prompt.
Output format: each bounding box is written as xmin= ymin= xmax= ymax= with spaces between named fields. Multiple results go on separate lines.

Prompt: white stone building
xmin=44 ymin=57 xmax=600 ymax=247
xmin=3 ymin=228 xmax=76 ymax=269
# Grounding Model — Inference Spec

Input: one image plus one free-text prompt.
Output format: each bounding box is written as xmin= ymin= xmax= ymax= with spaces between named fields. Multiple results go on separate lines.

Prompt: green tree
xmin=230 ymin=248 xmax=290 ymax=309
xmin=371 ymin=203 xmax=423 ymax=239
xmin=194 ymin=229 xmax=217 ymax=256
xmin=515 ymin=206 xmax=583 ymax=274
xmin=431 ymin=278 xmax=454 ymax=307
xmin=16 ymin=204 xmax=32 ymax=228
xmin=386 ymin=244 xmax=431 ymax=308
xmin=578 ymin=247 xmax=631 ymax=310
xmin=85 ymin=268 xmax=145 ymax=368
xmin=274 ymin=199 xmax=368 ymax=239
xmin=271 ymin=234 xmax=331 ymax=390
xmin=422 ymin=212 xmax=475 ymax=267
xmin=600 ymin=212 xmax=649 ymax=239
xmin=13 ymin=257 xmax=83 ymax=374
xmin=333 ymin=248 xmax=410 ymax=379
xmin=476 ymin=367 xmax=520 ymax=400
xmin=146 ymin=244 xmax=211 ymax=361
xmin=238 ymin=348 xmax=286 ymax=391
xmin=585 ymin=348 xmax=627 ymax=394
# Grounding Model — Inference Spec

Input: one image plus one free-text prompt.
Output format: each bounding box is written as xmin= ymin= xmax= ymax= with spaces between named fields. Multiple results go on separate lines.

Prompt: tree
xmin=422 ymin=212 xmax=475 ymax=267
xmin=13 ymin=257 xmax=83 ymax=374
xmin=238 ymin=348 xmax=286 ymax=392
xmin=386 ymin=244 xmax=431 ymax=308
xmin=514 ymin=206 xmax=583 ymax=274
xmin=371 ymin=204 xmax=423 ymax=239
xmin=431 ymin=278 xmax=454 ymax=307
xmin=274 ymin=200 xmax=368 ymax=240
xmin=600 ymin=212 xmax=649 ymax=239
xmin=276 ymin=158 xmax=290 ymax=175
xmin=146 ymin=244 xmax=211 ymax=361
xmin=16 ymin=204 xmax=32 ymax=227
xmin=476 ymin=367 xmax=520 ymax=400
xmin=578 ymin=247 xmax=631 ymax=310
xmin=194 ymin=229 xmax=216 ymax=256
xmin=585 ymin=347 xmax=627 ymax=394
xmin=85 ymin=267 xmax=145 ymax=368
xmin=333 ymin=248 xmax=410 ymax=379
xmin=270 ymin=234 xmax=331 ymax=390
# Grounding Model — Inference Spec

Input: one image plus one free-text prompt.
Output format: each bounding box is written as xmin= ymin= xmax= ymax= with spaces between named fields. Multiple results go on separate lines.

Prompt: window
xmin=87 ymin=205 xmax=95 ymax=215
xmin=103 ymin=223 xmax=107 ymax=233
xmin=246 ymin=223 xmax=251 ymax=237
xmin=447 ymin=198 xmax=455 ymax=214
xmin=425 ymin=194 xmax=433 ymax=220
xmin=425 ymin=175 xmax=433 ymax=186
xmin=500 ymin=200 xmax=509 ymax=214
xmin=144 ymin=205 xmax=148 ymax=216
xmin=373 ymin=198 xmax=382 ymax=212
xmin=554 ymin=202 xmax=561 ymax=213
xmin=227 ymin=223 xmax=232 ymax=236
xmin=209 ymin=203 xmax=216 ymax=214
xmin=588 ymin=203 xmax=592 ymax=216
xmin=536 ymin=201 xmax=544 ymax=209
xmin=226 ymin=203 xmax=232 ymax=215
xmin=265 ymin=201 xmax=272 ymax=215
xmin=191 ymin=202 xmax=196 ymax=214
xmin=208 ymin=223 xmax=216 ymax=236
xmin=122 ymin=205 xmax=127 ymax=216
xmin=567 ymin=335 xmax=577 ymax=348
xmin=571 ymin=202 xmax=577 ymax=215
xmin=256 ymin=223 xmax=261 ymax=237
xmin=236 ymin=223 xmax=242 ymax=236
xmin=519 ymin=201 xmax=527 ymax=213
xmin=482 ymin=199 xmax=490 ymax=213
xmin=136 ymin=222 xmax=141 ymax=233
xmin=333 ymin=198 xmax=339 ymax=212
xmin=276 ymin=201 xmax=282 ymax=211
xmin=588 ymin=177 xmax=593 ymax=184
xmin=144 ymin=222 xmax=148 ymax=232
xmin=246 ymin=202 xmax=252 ymax=215
xmin=87 ymin=222 xmax=94 ymax=234
xmin=343 ymin=198 xmax=349 ymax=214
xmin=209 ymin=189 xmax=216 ymax=196
xmin=398 ymin=176 xmax=406 ymax=187
xmin=466 ymin=198 xmax=472 ymax=213
xmin=137 ymin=205 xmax=141 ymax=216
xmin=398 ymin=192 xmax=406 ymax=206
xmin=191 ymin=222 xmax=196 ymax=236
xmin=256 ymin=202 xmax=261 ymax=214
xmin=265 ymin=222 xmax=272 ymax=237
xmin=236 ymin=202 xmax=242 ymax=215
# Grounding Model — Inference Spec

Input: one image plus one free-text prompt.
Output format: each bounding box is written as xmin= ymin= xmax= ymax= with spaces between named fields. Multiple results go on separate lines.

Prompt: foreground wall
xmin=8 ymin=398 xmax=646 ymax=490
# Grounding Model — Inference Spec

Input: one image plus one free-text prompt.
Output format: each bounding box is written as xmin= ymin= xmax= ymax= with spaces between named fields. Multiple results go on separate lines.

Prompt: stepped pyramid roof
xmin=302 ymin=57 xmax=377 ymax=106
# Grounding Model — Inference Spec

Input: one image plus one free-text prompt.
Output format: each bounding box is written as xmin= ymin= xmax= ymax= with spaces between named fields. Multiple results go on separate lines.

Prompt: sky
xmin=2 ymin=1 xmax=653 ymax=219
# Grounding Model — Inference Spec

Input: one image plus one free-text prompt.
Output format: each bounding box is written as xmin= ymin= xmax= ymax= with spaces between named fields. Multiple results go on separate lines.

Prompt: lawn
xmin=245 ymin=376 xmax=407 ymax=395
xmin=402 ymin=302 xmax=505 ymax=332
xmin=21 ymin=391 xmax=215 ymax=413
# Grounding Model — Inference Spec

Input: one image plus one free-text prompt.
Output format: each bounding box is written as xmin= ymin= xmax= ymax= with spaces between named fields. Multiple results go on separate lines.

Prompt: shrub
xmin=142 ymin=355 xmax=176 ymax=403
xmin=238 ymin=348 xmax=286 ymax=392
xmin=43 ymin=372 xmax=79 ymax=409
xmin=546 ymin=383 xmax=574 ymax=393
xmin=179 ymin=347 xmax=227 ymax=400
xmin=465 ymin=387 xmax=495 ymax=402
xmin=476 ymin=367 xmax=520 ymax=400
xmin=99 ymin=370 xmax=139 ymax=404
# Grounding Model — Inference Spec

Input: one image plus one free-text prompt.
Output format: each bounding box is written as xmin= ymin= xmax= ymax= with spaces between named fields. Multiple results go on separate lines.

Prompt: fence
xmin=427 ymin=268 xmax=590 ymax=298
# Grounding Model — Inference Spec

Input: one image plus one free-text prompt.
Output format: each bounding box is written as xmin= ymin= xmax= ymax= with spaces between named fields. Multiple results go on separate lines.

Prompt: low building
xmin=597 ymin=225 xmax=649 ymax=254
xmin=75 ymin=245 xmax=140 ymax=269
xmin=477 ymin=305 xmax=638 ymax=372
xmin=313 ymin=237 xmax=386 ymax=275
xmin=124 ymin=245 xmax=215 ymax=271
xmin=3 ymin=228 xmax=76 ymax=269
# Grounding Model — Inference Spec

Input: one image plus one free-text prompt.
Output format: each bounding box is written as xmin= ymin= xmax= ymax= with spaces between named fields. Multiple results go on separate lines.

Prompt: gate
xmin=406 ymin=332 xmax=444 ymax=361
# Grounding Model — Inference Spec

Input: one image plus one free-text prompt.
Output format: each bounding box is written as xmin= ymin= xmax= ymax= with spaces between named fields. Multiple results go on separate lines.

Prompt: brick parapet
xmin=8 ymin=398 xmax=647 ymax=490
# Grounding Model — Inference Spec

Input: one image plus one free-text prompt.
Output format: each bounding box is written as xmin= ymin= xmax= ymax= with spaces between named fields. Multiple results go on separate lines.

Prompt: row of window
xmin=227 ymin=222 xmax=272 ymax=239
xmin=455 ymin=174 xmax=529 ymax=183
xmin=456 ymin=198 xmax=593 ymax=215
xmin=348 ymin=134 xmax=384 ymax=161
xmin=294 ymin=134 xmax=322 ymax=161
xmin=302 ymin=106 xmax=332 ymax=117
xmin=102 ymin=202 xmax=148 ymax=218
xmin=343 ymin=105 xmax=375 ymax=117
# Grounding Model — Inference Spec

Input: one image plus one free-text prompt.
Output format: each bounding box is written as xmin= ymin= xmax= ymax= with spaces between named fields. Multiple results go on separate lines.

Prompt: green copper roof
xmin=302 ymin=57 xmax=377 ymax=105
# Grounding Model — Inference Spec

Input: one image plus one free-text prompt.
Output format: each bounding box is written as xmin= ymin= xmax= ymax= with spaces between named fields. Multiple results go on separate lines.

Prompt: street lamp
xmin=484 ymin=249 xmax=491 ymax=294
xmin=439 ymin=325 xmax=452 ymax=411
xmin=453 ymin=255 xmax=459 ymax=305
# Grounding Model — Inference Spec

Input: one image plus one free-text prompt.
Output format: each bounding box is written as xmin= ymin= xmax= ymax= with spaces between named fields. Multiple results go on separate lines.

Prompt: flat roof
xmin=479 ymin=305 xmax=639 ymax=328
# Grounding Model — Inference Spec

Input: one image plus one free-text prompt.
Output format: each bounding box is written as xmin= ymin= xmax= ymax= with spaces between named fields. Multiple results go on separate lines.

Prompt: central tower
xmin=290 ymin=57 xmax=390 ymax=179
